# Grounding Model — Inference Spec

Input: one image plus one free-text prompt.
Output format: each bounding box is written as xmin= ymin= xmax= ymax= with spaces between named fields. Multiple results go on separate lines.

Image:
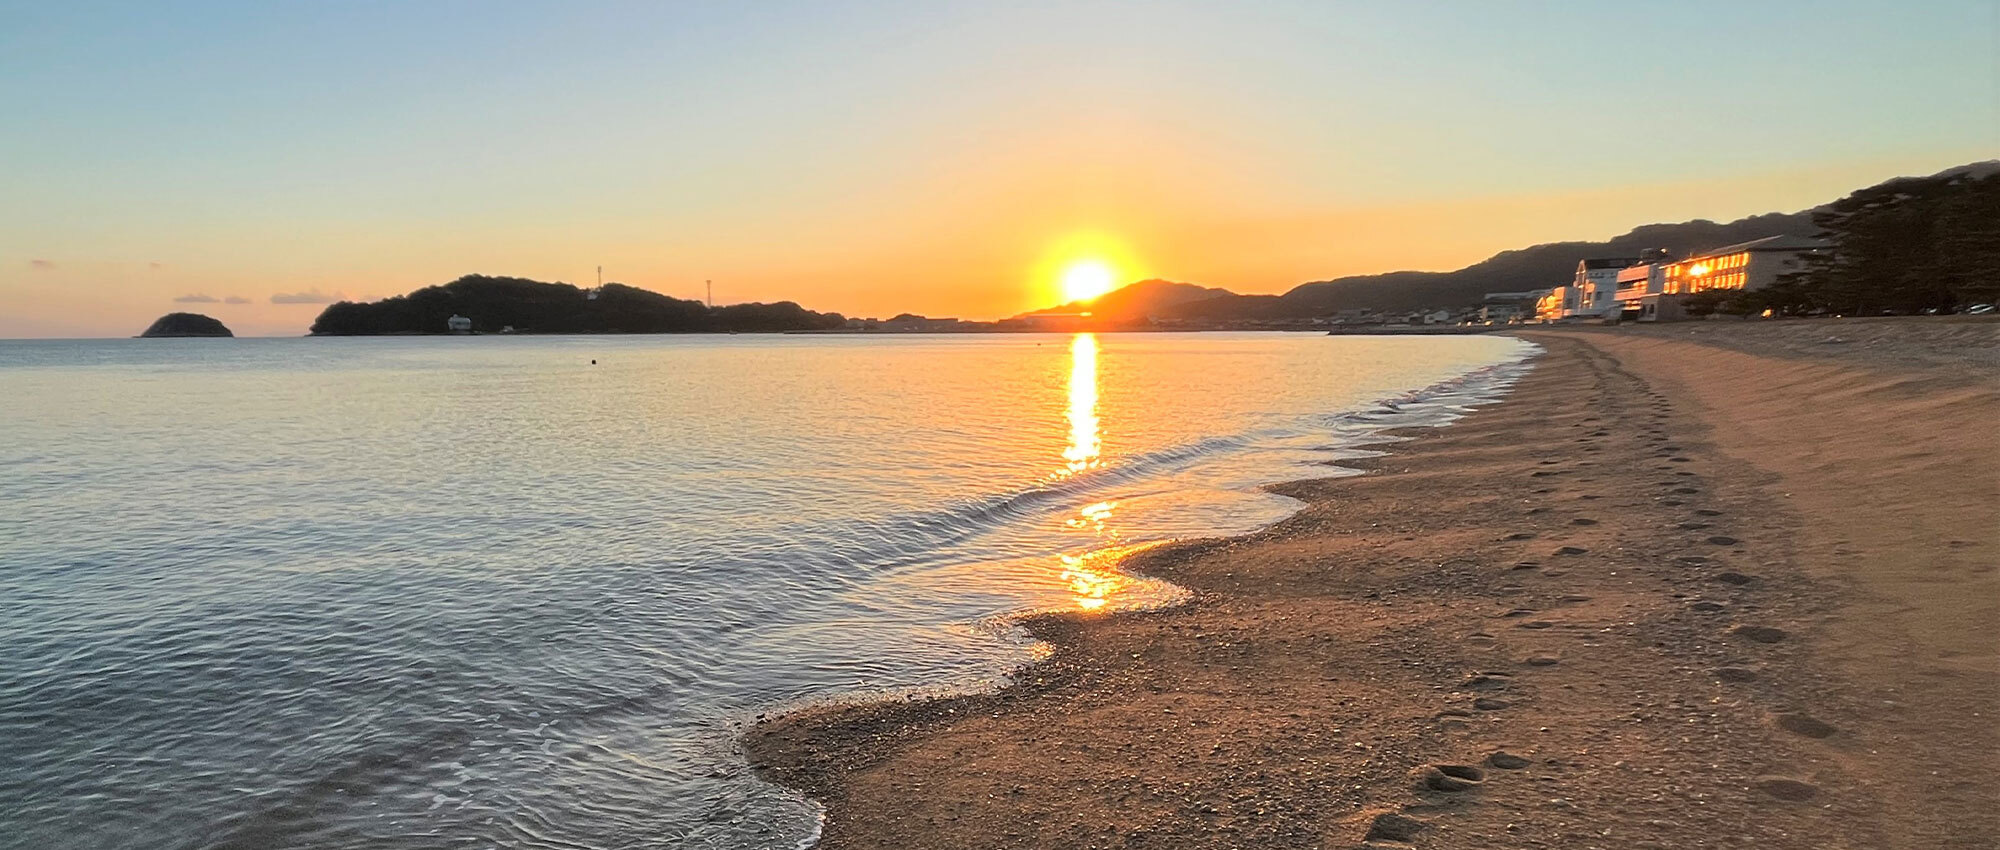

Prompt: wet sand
xmin=747 ymin=319 xmax=1998 ymax=849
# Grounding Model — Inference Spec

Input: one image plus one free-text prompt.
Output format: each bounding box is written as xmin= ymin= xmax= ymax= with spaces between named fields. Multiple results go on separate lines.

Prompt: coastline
xmin=746 ymin=319 xmax=1997 ymax=849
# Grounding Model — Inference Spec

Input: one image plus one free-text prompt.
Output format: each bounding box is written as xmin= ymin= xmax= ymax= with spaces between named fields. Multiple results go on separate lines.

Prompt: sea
xmin=0 ymin=331 xmax=1536 ymax=850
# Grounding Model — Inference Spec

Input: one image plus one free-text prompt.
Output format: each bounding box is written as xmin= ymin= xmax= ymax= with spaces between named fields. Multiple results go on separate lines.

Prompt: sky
xmin=2 ymin=0 xmax=1995 ymax=337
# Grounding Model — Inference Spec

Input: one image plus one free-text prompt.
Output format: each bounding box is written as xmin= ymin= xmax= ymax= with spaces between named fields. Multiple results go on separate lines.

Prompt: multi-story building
xmin=1537 ymin=259 xmax=1638 ymax=320
xmin=1617 ymin=235 xmax=1827 ymax=321
xmin=1573 ymin=258 xmax=1641 ymax=318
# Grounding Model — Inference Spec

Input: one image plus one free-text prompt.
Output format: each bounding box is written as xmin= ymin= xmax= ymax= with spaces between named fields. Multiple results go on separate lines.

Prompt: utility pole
xmin=597 ymin=266 xmax=602 ymax=289
xmin=706 ymin=280 xmax=713 ymax=308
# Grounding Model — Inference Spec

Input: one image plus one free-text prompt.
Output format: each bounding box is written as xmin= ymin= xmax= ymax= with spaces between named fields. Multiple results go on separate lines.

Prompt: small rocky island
xmin=139 ymin=312 xmax=234 ymax=338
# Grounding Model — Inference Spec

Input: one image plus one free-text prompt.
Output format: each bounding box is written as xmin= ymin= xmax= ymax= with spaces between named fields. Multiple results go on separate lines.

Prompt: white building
xmin=446 ymin=314 xmax=472 ymax=333
xmin=1569 ymin=258 xmax=1641 ymax=318
xmin=1616 ymin=236 xmax=1828 ymax=321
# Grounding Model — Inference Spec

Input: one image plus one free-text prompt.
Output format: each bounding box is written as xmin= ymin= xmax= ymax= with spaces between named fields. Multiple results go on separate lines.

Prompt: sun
xmin=1060 ymin=260 xmax=1119 ymax=304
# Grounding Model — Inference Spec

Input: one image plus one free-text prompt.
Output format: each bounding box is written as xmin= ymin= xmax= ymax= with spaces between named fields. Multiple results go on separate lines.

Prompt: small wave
xmin=812 ymin=344 xmax=1544 ymax=581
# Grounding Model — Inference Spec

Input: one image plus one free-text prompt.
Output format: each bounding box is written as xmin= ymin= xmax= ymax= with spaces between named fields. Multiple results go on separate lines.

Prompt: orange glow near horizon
xmin=1034 ymin=233 xmax=1143 ymax=309
xmin=1059 ymin=260 xmax=1118 ymax=304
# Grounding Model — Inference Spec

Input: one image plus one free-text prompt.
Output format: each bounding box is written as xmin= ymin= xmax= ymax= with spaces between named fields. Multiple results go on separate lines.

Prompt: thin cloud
xmin=271 ymin=290 xmax=341 ymax=305
xmin=149 ymin=262 xmax=165 ymax=271
xmin=224 ymin=295 xmax=252 ymax=305
xmin=174 ymin=294 xmax=220 ymax=303
xmin=28 ymin=259 xmax=56 ymax=270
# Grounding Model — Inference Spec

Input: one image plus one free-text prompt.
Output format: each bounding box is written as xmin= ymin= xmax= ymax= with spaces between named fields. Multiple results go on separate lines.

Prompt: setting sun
xmin=1060 ymin=260 xmax=1119 ymax=304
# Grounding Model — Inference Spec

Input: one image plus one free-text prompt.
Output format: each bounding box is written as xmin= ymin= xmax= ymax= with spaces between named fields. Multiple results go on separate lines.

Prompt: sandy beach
xmin=747 ymin=318 xmax=1998 ymax=849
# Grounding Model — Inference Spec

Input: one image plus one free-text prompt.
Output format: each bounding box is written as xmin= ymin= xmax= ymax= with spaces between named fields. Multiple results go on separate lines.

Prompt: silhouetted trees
xmin=1760 ymin=170 xmax=2000 ymax=315
xmin=309 ymin=275 xmax=846 ymax=334
xmin=140 ymin=312 xmax=233 ymax=337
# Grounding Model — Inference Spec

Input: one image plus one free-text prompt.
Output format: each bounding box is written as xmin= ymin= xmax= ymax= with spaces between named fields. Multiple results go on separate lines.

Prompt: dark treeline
xmin=1692 ymin=169 xmax=2000 ymax=317
xmin=309 ymin=275 xmax=846 ymax=335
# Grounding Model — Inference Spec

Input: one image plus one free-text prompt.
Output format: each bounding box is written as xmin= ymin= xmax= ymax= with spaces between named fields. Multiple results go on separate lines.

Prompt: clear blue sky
xmin=3 ymin=0 xmax=1994 ymax=335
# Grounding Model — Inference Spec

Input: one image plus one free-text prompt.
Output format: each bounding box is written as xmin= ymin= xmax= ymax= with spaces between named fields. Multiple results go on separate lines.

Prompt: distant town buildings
xmin=841 ymin=314 xmax=971 ymax=332
xmin=446 ymin=314 xmax=472 ymax=333
xmin=1524 ymin=236 xmax=1826 ymax=322
xmin=1536 ymin=258 xmax=1641 ymax=321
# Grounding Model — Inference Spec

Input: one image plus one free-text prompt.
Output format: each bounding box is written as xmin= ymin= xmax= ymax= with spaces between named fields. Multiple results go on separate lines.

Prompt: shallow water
xmin=0 ymin=331 xmax=1533 ymax=849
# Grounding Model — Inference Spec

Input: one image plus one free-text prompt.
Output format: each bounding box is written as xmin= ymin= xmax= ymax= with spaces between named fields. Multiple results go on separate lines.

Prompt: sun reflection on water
xmin=1065 ymin=500 xmax=1116 ymax=531
xmin=1055 ymin=333 xmax=1127 ymax=610
xmin=1060 ymin=333 xmax=1100 ymax=476
xmin=1059 ymin=550 xmax=1126 ymax=611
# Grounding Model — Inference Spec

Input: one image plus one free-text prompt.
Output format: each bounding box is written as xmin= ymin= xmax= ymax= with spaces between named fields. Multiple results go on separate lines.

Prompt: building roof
xmin=1579 ymin=257 xmax=1642 ymax=270
xmin=1692 ymin=234 xmax=1829 ymax=259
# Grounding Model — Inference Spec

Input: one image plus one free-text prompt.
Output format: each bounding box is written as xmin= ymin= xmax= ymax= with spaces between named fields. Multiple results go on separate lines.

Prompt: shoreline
xmin=746 ymin=320 xmax=1997 ymax=849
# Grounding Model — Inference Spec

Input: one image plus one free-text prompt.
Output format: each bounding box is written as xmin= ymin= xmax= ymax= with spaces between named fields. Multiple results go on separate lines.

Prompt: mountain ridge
xmin=1053 ymin=160 xmax=1996 ymax=320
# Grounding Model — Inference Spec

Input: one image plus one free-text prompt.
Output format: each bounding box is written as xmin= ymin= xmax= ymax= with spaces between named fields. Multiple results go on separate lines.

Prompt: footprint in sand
xmin=1689 ymin=600 xmax=1728 ymax=612
xmin=1661 ymin=499 xmax=1686 ymax=506
xmin=1753 ymin=776 xmax=1819 ymax=801
xmin=1486 ymin=751 xmax=1532 ymax=769
xmin=1362 ymin=812 xmax=1429 ymax=843
xmin=1677 ymin=521 xmax=1712 ymax=530
xmin=1461 ymin=674 xmax=1511 ymax=690
xmin=1472 ymin=697 xmax=1511 ymax=711
xmin=1731 ymin=624 xmax=1788 ymax=643
xmin=1706 ymin=535 xmax=1740 ymax=546
xmin=1571 ymin=518 xmax=1598 ymax=525
xmin=1714 ymin=571 xmax=1757 ymax=586
xmin=1554 ymin=546 xmax=1587 ymax=556
xmin=1419 ymin=764 xmax=1487 ymax=792
xmin=1715 ymin=666 xmax=1760 ymax=682
xmin=1773 ymin=712 xmax=1838 ymax=739
xmin=1695 ymin=508 xmax=1725 ymax=516
xmin=1517 ymin=620 xmax=1555 ymax=630
xmin=1510 ymin=561 xmax=1540 ymax=571
xmin=1524 ymin=654 xmax=1560 ymax=666
xmin=1505 ymin=532 xmax=1537 ymax=540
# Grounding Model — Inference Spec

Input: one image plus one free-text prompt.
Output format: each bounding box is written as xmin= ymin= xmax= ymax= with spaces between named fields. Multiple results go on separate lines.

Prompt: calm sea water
xmin=0 ymin=332 xmax=1533 ymax=849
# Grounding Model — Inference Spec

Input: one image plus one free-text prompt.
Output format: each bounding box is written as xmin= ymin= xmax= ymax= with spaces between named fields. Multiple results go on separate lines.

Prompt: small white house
xmin=446 ymin=314 xmax=472 ymax=334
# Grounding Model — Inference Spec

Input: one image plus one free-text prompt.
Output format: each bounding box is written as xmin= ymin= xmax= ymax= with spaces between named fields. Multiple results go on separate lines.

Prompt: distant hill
xmin=1050 ymin=160 xmax=1994 ymax=319
xmin=310 ymin=275 xmax=845 ymax=335
xmin=1027 ymin=279 xmax=1236 ymax=320
xmin=1263 ymin=211 xmax=1818 ymax=316
xmin=139 ymin=312 xmax=233 ymax=337
xmin=1147 ymin=210 xmax=1818 ymax=319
